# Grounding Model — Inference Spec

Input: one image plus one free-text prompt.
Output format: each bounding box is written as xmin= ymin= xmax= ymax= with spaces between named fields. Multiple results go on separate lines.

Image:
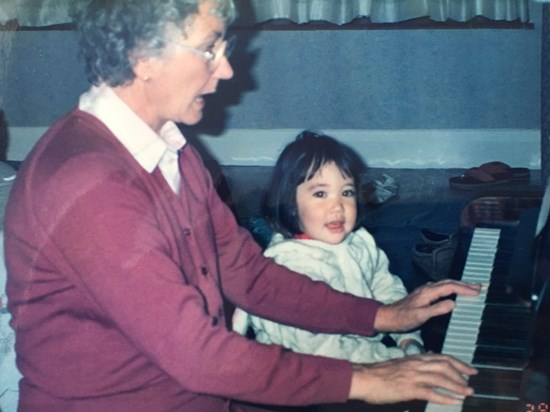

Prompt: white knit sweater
xmin=233 ymin=227 xmax=423 ymax=363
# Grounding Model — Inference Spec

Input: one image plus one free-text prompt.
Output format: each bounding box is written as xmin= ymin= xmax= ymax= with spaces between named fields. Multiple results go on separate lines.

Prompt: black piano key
xmin=478 ymin=319 xmax=530 ymax=333
xmin=477 ymin=329 xmax=530 ymax=349
xmin=486 ymin=287 xmax=533 ymax=307
xmin=473 ymin=345 xmax=530 ymax=368
xmin=479 ymin=310 xmax=531 ymax=330
xmin=468 ymin=368 xmax=523 ymax=397
xmin=461 ymin=396 xmax=520 ymax=412
xmin=476 ymin=302 xmax=535 ymax=352
xmin=483 ymin=304 xmax=532 ymax=318
xmin=477 ymin=315 xmax=532 ymax=343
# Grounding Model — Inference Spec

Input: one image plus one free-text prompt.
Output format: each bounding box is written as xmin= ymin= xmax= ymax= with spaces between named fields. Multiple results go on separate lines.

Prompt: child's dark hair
xmin=264 ymin=130 xmax=367 ymax=238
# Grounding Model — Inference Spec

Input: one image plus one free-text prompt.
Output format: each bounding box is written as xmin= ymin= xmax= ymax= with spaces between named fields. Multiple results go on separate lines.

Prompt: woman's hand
xmin=374 ymin=279 xmax=481 ymax=333
xmin=348 ymin=353 xmax=477 ymax=405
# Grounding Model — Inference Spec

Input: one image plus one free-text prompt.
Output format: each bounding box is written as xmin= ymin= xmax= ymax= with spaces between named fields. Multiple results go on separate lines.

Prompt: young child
xmin=233 ymin=131 xmax=424 ymax=363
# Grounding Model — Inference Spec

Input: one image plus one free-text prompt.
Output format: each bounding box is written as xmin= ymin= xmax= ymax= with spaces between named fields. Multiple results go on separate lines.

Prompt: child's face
xmin=296 ymin=162 xmax=357 ymax=245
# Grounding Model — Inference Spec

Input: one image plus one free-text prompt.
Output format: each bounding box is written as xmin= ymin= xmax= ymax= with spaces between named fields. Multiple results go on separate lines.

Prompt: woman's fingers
xmin=374 ymin=280 xmax=481 ymax=332
xmin=349 ymin=354 xmax=477 ymax=405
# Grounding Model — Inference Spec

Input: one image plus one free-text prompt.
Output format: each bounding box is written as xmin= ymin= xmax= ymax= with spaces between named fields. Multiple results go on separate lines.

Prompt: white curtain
xmin=238 ymin=0 xmax=530 ymax=25
xmin=0 ymin=0 xmax=530 ymax=26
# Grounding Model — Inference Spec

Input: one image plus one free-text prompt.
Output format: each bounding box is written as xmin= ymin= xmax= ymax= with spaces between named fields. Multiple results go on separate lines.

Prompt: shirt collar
xmin=78 ymin=83 xmax=186 ymax=173
xmin=293 ymin=233 xmax=314 ymax=240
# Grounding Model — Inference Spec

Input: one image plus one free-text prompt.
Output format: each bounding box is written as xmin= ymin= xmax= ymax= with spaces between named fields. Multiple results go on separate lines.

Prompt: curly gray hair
xmin=72 ymin=0 xmax=236 ymax=87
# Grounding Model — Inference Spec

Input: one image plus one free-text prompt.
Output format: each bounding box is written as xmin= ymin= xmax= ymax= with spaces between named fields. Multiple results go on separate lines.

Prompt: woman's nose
xmin=214 ymin=56 xmax=234 ymax=80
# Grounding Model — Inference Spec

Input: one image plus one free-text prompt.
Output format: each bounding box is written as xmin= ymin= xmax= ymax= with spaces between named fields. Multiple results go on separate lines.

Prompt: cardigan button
xmin=201 ymin=266 xmax=208 ymax=276
xmin=182 ymin=228 xmax=191 ymax=236
xmin=211 ymin=316 xmax=218 ymax=326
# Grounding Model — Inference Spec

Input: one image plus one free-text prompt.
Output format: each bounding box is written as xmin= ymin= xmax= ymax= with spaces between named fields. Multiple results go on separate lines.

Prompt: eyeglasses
xmin=172 ymin=36 xmax=235 ymax=71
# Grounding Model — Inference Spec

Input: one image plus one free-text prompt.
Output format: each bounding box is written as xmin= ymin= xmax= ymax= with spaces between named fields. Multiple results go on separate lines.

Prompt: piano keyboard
xmin=425 ymin=227 xmax=531 ymax=412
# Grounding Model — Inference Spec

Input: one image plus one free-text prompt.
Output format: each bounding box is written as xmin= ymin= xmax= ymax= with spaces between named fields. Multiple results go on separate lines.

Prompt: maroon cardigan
xmin=5 ymin=109 xmax=381 ymax=411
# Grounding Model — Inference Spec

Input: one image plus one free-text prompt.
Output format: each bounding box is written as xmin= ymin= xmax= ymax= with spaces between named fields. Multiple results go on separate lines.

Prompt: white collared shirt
xmin=79 ymin=84 xmax=186 ymax=193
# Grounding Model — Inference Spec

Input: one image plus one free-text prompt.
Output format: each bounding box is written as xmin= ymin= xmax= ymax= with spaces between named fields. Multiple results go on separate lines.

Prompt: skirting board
xmin=7 ymin=127 xmax=541 ymax=169
xmin=197 ymin=128 xmax=541 ymax=169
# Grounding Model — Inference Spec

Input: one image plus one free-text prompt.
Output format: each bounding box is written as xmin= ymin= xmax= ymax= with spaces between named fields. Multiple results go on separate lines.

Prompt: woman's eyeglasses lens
xmin=209 ymin=36 xmax=235 ymax=71
xmin=172 ymin=36 xmax=235 ymax=72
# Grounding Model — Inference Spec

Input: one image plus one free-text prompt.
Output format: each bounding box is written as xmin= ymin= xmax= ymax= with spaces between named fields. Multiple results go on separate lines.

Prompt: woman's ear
xmin=133 ymin=58 xmax=155 ymax=82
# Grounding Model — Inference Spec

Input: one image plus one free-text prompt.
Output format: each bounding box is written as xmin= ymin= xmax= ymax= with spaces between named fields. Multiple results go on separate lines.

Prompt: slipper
xmin=449 ymin=161 xmax=530 ymax=190
xmin=477 ymin=161 xmax=530 ymax=182
xmin=449 ymin=166 xmax=512 ymax=189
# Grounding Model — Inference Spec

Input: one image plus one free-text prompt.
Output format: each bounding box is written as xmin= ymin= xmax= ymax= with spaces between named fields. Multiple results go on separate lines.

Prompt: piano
xmin=424 ymin=191 xmax=550 ymax=412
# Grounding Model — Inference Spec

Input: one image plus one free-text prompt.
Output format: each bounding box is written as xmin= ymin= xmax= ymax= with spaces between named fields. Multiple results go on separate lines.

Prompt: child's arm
xmin=399 ymin=338 xmax=425 ymax=356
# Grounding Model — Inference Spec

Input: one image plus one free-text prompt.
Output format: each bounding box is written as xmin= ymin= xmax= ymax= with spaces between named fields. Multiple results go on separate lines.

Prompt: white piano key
xmin=424 ymin=227 xmax=502 ymax=412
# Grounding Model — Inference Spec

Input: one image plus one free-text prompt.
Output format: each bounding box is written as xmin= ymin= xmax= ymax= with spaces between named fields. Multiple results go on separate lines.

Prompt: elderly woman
xmin=5 ymin=0 xmax=480 ymax=411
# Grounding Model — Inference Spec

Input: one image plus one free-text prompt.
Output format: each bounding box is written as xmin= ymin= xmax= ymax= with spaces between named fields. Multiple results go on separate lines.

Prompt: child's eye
xmin=313 ymin=191 xmax=326 ymax=198
xmin=343 ymin=189 xmax=356 ymax=197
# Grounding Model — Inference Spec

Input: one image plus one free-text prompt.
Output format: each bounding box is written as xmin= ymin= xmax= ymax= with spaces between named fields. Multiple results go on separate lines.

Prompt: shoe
xmin=412 ymin=242 xmax=457 ymax=281
xmin=420 ymin=228 xmax=457 ymax=248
